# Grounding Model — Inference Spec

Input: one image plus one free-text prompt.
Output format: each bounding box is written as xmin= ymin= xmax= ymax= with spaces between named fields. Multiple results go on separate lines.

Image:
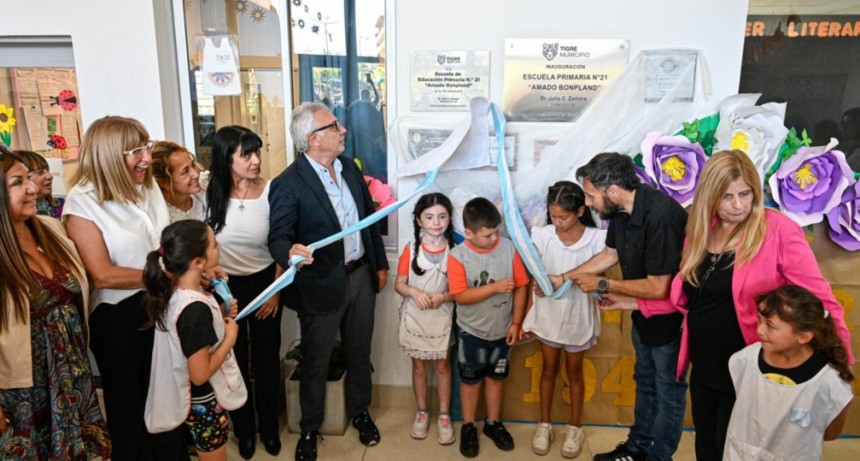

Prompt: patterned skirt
xmin=0 ymin=268 xmax=111 ymax=460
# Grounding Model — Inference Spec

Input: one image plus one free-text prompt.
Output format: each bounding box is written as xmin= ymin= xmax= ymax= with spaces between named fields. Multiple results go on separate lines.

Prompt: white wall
xmin=1 ymin=0 xmax=752 ymax=388
xmin=1 ymin=0 xmax=167 ymax=137
xmin=373 ymin=0 xmax=751 ymax=386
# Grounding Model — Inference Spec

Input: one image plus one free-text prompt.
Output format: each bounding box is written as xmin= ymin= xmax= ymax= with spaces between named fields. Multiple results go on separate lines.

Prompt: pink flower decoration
xmin=365 ymin=176 xmax=395 ymax=210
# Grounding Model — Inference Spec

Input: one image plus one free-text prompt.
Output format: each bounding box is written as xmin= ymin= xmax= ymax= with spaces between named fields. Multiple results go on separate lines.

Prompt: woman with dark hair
xmin=0 ymin=148 xmax=110 ymax=459
xmin=206 ymin=125 xmax=283 ymax=459
xmin=16 ymin=150 xmax=64 ymax=219
xmin=63 ymin=116 xmax=188 ymax=460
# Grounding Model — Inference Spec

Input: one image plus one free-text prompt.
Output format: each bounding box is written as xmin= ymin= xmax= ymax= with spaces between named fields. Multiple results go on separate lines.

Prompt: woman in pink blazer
xmin=667 ymin=150 xmax=853 ymax=461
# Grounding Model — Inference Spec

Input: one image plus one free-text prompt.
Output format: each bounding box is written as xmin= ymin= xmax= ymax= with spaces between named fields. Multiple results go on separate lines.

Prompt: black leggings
xmin=690 ymin=369 xmax=736 ymax=461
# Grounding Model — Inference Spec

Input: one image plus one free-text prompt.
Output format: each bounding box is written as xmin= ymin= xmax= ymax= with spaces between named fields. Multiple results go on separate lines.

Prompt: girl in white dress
xmin=725 ymin=285 xmax=854 ymax=461
xmin=394 ymin=193 xmax=456 ymax=445
xmin=524 ymin=181 xmax=606 ymax=458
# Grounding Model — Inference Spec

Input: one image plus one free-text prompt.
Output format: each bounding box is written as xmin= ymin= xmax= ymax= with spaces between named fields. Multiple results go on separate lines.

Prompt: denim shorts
xmin=457 ymin=328 xmax=511 ymax=384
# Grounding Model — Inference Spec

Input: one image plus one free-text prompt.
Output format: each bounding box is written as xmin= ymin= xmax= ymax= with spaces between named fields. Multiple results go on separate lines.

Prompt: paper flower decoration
xmin=768 ymin=139 xmax=855 ymax=226
xmin=365 ymin=176 xmax=395 ymax=210
xmin=678 ymin=115 xmax=719 ymax=155
xmin=0 ymin=104 xmax=16 ymax=146
xmin=633 ymin=164 xmax=655 ymax=187
xmin=714 ymin=95 xmax=789 ymax=179
xmin=641 ymin=131 xmax=708 ymax=207
xmin=825 ymin=180 xmax=860 ymax=251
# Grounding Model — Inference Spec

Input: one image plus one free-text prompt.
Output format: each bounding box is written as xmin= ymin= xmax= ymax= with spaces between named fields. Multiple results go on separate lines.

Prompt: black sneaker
xmin=295 ymin=431 xmax=320 ymax=461
xmin=459 ymin=422 xmax=479 ymax=458
xmin=593 ymin=442 xmax=648 ymax=461
xmin=482 ymin=420 xmax=515 ymax=451
xmin=352 ymin=411 xmax=381 ymax=446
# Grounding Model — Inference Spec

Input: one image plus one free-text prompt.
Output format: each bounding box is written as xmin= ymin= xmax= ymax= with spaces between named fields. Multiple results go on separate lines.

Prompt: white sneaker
xmin=410 ymin=410 xmax=429 ymax=439
xmin=561 ymin=425 xmax=584 ymax=458
xmin=436 ymin=414 xmax=455 ymax=445
xmin=532 ymin=422 xmax=553 ymax=455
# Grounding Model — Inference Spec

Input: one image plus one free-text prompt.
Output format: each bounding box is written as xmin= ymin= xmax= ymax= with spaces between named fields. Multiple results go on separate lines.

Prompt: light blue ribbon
xmin=236 ymin=170 xmax=439 ymax=320
xmin=209 ymin=278 xmax=234 ymax=316
xmin=489 ymin=104 xmax=572 ymax=300
xmin=237 ymin=101 xmax=573 ymax=319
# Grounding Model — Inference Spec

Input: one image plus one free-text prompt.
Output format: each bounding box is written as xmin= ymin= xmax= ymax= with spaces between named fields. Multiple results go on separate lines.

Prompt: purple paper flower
xmin=633 ymin=165 xmax=655 ymax=187
xmin=768 ymin=139 xmax=855 ymax=227
xmin=826 ymin=180 xmax=860 ymax=251
xmin=641 ymin=131 xmax=708 ymax=207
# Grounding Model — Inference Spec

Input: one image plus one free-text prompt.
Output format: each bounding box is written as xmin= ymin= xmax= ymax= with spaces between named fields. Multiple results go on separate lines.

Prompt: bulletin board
xmin=10 ymin=67 xmax=82 ymax=160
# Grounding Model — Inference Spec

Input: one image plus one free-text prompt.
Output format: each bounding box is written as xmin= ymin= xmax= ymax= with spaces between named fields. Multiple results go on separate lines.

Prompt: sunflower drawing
xmin=0 ymin=104 xmax=16 ymax=146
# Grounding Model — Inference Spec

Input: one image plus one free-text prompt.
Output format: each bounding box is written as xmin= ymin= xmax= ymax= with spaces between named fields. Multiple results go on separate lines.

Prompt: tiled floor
xmin=223 ymin=387 xmax=860 ymax=460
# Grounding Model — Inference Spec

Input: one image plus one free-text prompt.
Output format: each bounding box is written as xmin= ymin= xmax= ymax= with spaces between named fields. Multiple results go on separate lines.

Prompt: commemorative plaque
xmin=503 ymin=39 xmax=628 ymax=122
xmin=410 ymin=50 xmax=490 ymax=111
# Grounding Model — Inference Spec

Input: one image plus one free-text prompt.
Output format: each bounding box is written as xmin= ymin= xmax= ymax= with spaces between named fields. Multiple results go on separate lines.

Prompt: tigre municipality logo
xmin=542 ymin=43 xmax=559 ymax=61
xmin=437 ymin=54 xmax=447 ymax=65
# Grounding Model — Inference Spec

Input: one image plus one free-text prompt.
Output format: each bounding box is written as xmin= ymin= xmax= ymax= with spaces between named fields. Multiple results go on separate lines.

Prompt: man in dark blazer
xmin=269 ymin=102 xmax=389 ymax=461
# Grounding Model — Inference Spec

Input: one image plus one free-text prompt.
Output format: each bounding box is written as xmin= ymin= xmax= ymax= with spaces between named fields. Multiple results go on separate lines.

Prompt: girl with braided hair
xmin=394 ymin=192 xmax=457 ymax=445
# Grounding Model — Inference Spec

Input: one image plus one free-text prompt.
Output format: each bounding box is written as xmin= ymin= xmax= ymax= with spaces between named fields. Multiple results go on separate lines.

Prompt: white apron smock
xmin=398 ymin=242 xmax=454 ymax=360
xmin=201 ymin=36 xmax=241 ymax=96
xmin=144 ymin=289 xmax=247 ymax=433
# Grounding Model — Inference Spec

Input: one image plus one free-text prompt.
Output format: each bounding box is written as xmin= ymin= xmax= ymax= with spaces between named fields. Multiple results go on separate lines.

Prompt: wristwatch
xmin=597 ymin=277 xmax=610 ymax=293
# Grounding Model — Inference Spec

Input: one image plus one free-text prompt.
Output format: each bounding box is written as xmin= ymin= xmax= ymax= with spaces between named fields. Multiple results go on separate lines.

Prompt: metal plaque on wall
xmin=503 ymin=39 xmax=628 ymax=122
xmin=410 ymin=50 xmax=491 ymax=111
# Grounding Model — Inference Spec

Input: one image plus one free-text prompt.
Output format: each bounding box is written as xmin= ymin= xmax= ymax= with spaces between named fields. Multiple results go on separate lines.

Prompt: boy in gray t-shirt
xmin=447 ymin=198 xmax=529 ymax=458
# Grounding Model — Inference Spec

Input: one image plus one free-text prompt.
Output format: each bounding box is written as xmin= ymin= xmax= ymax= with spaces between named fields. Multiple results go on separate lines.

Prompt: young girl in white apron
xmin=142 ymin=220 xmax=246 ymax=461
xmin=395 ymin=193 xmax=457 ymax=445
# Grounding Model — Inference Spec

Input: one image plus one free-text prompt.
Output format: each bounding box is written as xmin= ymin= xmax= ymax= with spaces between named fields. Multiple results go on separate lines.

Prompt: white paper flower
xmin=715 ymin=94 xmax=789 ymax=178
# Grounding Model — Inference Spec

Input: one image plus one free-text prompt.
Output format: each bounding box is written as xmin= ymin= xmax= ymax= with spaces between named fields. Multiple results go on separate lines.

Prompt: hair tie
xmin=823 ymin=309 xmax=830 ymax=319
xmin=157 ymin=246 xmax=165 ymax=257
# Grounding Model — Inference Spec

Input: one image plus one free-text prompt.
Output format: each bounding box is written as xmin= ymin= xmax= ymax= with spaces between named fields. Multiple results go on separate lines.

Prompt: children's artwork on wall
xmin=289 ymin=0 xmax=347 ymax=56
xmin=0 ymin=104 xmax=15 ymax=147
xmin=9 ymin=68 xmax=83 ymax=160
xmin=52 ymin=89 xmax=78 ymax=111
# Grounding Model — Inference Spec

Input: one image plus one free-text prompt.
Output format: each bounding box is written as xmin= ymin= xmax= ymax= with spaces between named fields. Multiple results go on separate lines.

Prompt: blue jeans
xmin=626 ymin=327 xmax=688 ymax=461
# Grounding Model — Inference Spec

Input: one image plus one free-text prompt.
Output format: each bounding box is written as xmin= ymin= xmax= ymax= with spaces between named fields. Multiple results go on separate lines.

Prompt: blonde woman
xmin=668 ymin=150 xmax=854 ymax=461
xmin=63 ymin=116 xmax=188 ymax=460
xmin=151 ymin=141 xmax=207 ymax=222
xmin=0 ymin=148 xmax=110 ymax=459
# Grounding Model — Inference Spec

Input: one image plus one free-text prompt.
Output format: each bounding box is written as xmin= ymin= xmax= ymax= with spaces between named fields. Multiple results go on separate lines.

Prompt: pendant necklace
xmin=237 ymin=183 xmax=251 ymax=212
